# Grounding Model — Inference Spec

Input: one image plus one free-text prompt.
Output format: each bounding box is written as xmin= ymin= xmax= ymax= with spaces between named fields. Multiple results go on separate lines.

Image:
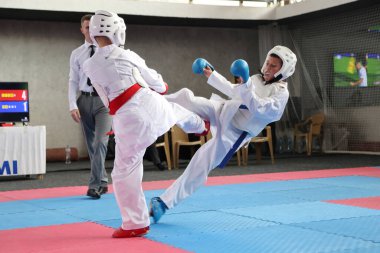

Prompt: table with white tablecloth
xmin=0 ymin=126 xmax=46 ymax=178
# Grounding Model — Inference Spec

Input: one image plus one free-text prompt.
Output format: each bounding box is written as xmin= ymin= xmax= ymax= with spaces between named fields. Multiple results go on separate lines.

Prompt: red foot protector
xmin=112 ymin=226 xmax=150 ymax=238
xmin=195 ymin=121 xmax=210 ymax=136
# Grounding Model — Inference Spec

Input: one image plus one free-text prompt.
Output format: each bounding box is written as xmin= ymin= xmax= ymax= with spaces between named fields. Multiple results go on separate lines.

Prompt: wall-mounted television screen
xmin=366 ymin=53 xmax=380 ymax=86
xmin=0 ymin=82 xmax=29 ymax=123
xmin=333 ymin=53 xmax=358 ymax=87
xmin=333 ymin=53 xmax=380 ymax=87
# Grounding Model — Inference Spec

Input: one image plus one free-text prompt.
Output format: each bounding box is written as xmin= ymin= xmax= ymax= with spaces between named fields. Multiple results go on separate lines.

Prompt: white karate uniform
xmin=160 ymin=71 xmax=289 ymax=209
xmin=83 ymin=44 xmax=205 ymax=230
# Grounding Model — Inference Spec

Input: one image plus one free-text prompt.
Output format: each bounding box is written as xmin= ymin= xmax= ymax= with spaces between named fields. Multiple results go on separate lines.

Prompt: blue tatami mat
xmin=27 ymin=194 xmax=117 ymax=210
xmin=326 ymin=246 xmax=380 ymax=253
xmin=0 ymin=200 xmax=46 ymax=215
xmin=277 ymin=185 xmax=380 ymax=201
xmin=0 ymin=209 xmax=84 ymax=230
xmin=0 ymin=194 xmax=120 ymax=230
xmin=98 ymin=210 xmax=278 ymax=235
xmin=294 ymin=215 xmax=380 ymax=243
xmin=150 ymin=222 xmax=378 ymax=253
xmin=300 ymin=176 xmax=380 ymax=191
xmin=203 ymin=179 xmax=327 ymax=194
xmin=187 ymin=189 xmax=304 ymax=210
xmin=224 ymin=201 xmax=380 ymax=224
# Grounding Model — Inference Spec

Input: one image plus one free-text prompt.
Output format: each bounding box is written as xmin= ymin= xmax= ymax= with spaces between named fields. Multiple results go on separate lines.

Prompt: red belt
xmin=109 ymin=83 xmax=142 ymax=115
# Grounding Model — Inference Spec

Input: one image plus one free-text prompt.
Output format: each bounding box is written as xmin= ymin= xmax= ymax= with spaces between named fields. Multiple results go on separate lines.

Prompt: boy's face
xmin=80 ymin=20 xmax=92 ymax=43
xmin=262 ymin=56 xmax=282 ymax=82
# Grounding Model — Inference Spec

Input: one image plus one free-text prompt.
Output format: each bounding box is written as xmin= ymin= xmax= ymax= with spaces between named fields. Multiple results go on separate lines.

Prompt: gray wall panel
xmin=0 ymin=19 xmax=258 ymax=156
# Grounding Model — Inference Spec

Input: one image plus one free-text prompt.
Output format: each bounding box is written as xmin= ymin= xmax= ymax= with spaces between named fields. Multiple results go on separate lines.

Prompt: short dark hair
xmin=269 ymin=53 xmax=283 ymax=67
xmin=80 ymin=14 xmax=92 ymax=25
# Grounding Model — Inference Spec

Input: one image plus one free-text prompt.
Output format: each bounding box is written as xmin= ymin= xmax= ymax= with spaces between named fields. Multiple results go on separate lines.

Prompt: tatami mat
xmin=1 ymin=167 xmax=380 ymax=252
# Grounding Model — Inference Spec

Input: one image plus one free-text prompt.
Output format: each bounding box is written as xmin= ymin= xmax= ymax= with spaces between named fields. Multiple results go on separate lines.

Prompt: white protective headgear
xmin=261 ymin=45 xmax=297 ymax=81
xmin=89 ymin=10 xmax=126 ymax=47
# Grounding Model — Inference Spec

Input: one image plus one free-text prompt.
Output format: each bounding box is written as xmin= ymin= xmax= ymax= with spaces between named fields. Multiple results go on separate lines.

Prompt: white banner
xmin=0 ymin=126 xmax=46 ymax=176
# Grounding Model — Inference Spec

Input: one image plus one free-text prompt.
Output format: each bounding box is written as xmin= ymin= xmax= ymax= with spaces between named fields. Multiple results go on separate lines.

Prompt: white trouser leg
xmin=169 ymin=102 xmax=205 ymax=134
xmin=110 ymin=91 xmax=164 ymax=230
xmin=111 ymin=145 xmax=150 ymax=230
xmin=165 ymin=88 xmax=217 ymax=120
xmin=160 ymin=105 xmax=246 ymax=208
xmin=160 ymin=131 xmax=228 ymax=209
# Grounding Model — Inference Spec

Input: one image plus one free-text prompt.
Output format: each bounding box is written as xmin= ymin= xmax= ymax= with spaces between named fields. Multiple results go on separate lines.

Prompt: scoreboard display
xmin=0 ymin=82 xmax=29 ymax=123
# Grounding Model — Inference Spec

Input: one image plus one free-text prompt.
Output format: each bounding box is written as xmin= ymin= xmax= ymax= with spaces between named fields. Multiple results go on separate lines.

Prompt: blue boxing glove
xmin=230 ymin=59 xmax=250 ymax=83
xmin=192 ymin=58 xmax=214 ymax=74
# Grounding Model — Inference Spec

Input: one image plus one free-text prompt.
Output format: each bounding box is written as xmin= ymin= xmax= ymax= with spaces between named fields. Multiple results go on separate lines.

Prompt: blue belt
xmin=217 ymin=104 xmax=249 ymax=168
xmin=218 ymin=131 xmax=248 ymax=168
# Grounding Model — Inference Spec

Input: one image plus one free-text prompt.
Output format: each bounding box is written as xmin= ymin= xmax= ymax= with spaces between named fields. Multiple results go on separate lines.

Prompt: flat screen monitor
xmin=333 ymin=53 xmax=358 ymax=87
xmin=333 ymin=53 xmax=380 ymax=87
xmin=0 ymin=82 xmax=29 ymax=123
xmin=366 ymin=53 xmax=380 ymax=86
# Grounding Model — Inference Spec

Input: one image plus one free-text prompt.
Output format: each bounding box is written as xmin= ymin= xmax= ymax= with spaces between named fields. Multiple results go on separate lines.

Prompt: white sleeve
xmin=207 ymin=71 xmax=235 ymax=98
xmin=128 ymin=51 xmax=167 ymax=93
xmin=132 ymin=67 xmax=148 ymax=88
xmin=68 ymin=52 xmax=80 ymax=111
xmin=239 ymin=82 xmax=289 ymax=121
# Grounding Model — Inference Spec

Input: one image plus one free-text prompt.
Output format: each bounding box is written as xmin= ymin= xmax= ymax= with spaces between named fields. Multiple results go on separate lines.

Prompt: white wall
xmin=0 ymin=0 xmax=358 ymax=20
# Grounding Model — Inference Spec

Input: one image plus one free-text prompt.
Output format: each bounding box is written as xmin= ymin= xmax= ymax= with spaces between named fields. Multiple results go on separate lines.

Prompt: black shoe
xmin=156 ymin=163 xmax=167 ymax=171
xmin=98 ymin=186 xmax=108 ymax=195
xmin=86 ymin=188 xmax=101 ymax=199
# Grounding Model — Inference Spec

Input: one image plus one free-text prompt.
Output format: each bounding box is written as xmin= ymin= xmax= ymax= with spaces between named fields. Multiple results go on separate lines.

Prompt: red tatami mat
xmin=0 ymin=186 xmax=90 ymax=202
xmin=205 ymin=174 xmax=273 ymax=186
xmin=0 ymin=195 xmax=14 ymax=202
xmin=1 ymin=167 xmax=379 ymax=202
xmin=0 ymin=222 xmax=190 ymax=253
xmin=205 ymin=167 xmax=380 ymax=186
xmin=327 ymin=196 xmax=380 ymax=210
xmin=0 ymin=181 xmax=177 ymax=202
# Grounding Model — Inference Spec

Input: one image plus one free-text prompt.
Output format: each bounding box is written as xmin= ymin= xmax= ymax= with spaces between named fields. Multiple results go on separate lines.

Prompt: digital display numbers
xmin=0 ymin=82 xmax=29 ymax=123
xmin=1 ymin=90 xmax=28 ymax=100
xmin=0 ymin=90 xmax=29 ymax=113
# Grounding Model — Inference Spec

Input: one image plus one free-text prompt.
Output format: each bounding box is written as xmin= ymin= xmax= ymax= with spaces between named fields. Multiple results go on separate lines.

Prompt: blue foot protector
xmin=150 ymin=197 xmax=168 ymax=223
